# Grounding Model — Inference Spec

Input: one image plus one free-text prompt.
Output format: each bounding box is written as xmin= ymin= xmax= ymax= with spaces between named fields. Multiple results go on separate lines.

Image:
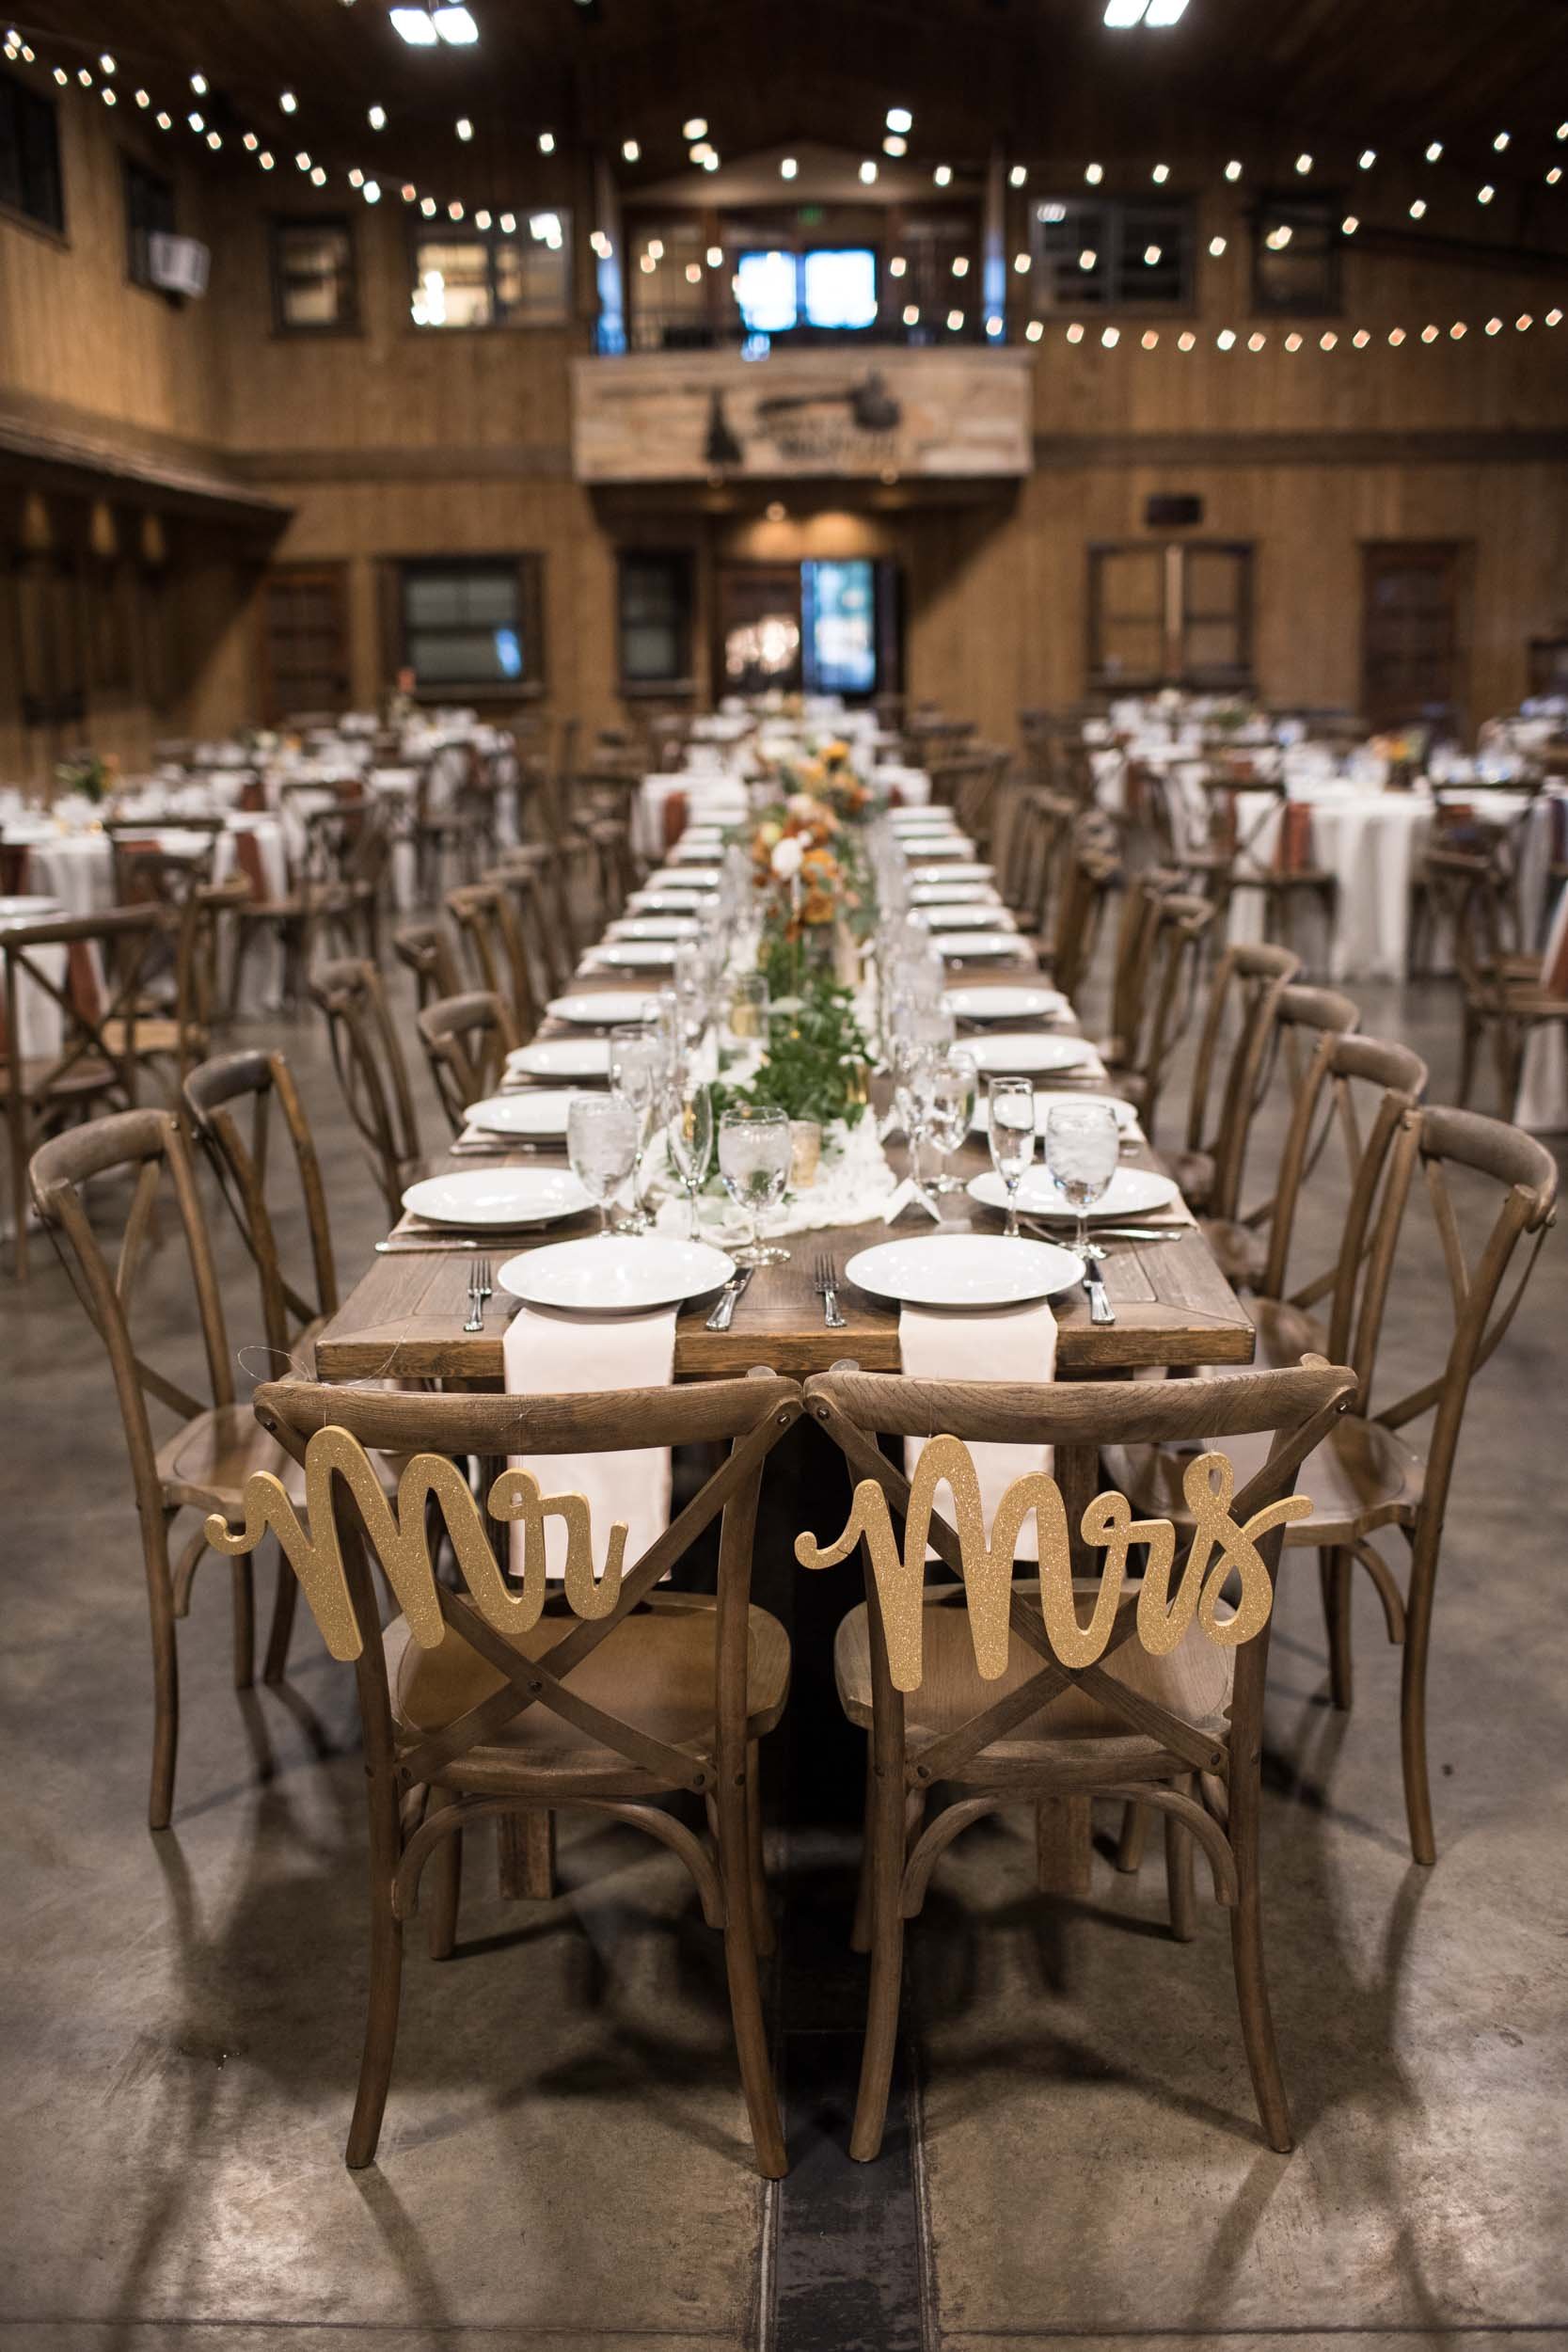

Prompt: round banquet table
xmin=1225 ymin=787 xmax=1434 ymax=983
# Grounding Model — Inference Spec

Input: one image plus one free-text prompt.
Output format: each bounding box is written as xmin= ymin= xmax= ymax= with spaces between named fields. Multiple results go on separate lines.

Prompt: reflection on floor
xmin=1 ymin=956 xmax=1564 ymax=2352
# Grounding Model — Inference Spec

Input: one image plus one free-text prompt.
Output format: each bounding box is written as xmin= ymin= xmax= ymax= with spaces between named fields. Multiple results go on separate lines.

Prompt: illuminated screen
xmin=802 ymin=247 xmax=878 ymax=329
xmin=735 ymin=249 xmax=798 ymax=333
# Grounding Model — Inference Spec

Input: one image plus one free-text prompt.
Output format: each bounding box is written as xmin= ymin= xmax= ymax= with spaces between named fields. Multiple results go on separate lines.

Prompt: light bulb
xmin=1085 ymin=161 xmax=1103 ymax=183
xmin=190 ymin=71 xmax=206 ymax=92
xmin=1247 ymin=331 xmax=1265 ymax=349
xmin=1478 ymin=184 xmax=1495 ymax=203
xmin=1025 ymin=319 xmax=1042 ymax=341
xmin=456 ymin=117 xmax=473 ymax=140
xmin=1295 ymin=151 xmax=1312 ymax=174
xmin=682 ymin=117 xmax=706 ymax=140
xmin=1224 ymin=158 xmax=1242 ymax=181
xmin=706 ymin=244 xmax=721 ymax=266
xmin=622 ymin=138 xmax=640 ymax=161
xmin=780 ymin=155 xmax=797 ymax=179
xmin=1426 ymin=141 xmax=1443 ymax=162
xmin=1013 ymin=251 xmax=1030 ymax=272
xmin=368 ymin=104 xmax=386 ymax=128
xmin=1101 ymin=325 xmax=1119 ymax=346
xmin=279 ymin=90 xmax=297 ymax=112
xmin=860 ymin=159 xmax=878 ymax=183
xmin=1409 ymin=199 xmax=1425 ymax=219
xmin=1067 ymin=322 xmax=1085 ymax=342
xmin=1210 ymin=232 xmax=1227 ymax=257
xmin=1178 ymin=330 xmax=1195 ymax=349
xmin=1358 ymin=149 xmax=1375 ymax=168
xmin=904 ymin=303 xmax=919 ymax=325
xmin=887 ymin=106 xmax=912 ymax=134
xmin=538 ymin=130 xmax=554 ymax=152
xmin=933 ymin=163 xmax=952 ymax=185
xmin=1217 ymin=327 xmax=1236 ymax=348
xmin=946 ymin=309 xmax=963 ymax=330
xmin=890 ymin=255 xmax=907 ymax=276
xmin=883 ymin=135 xmax=906 ymax=155
xmin=1151 ymin=161 xmax=1169 ymax=183
xmin=1141 ymin=328 xmax=1158 ymax=347
xmin=1008 ymin=163 xmax=1026 ymax=186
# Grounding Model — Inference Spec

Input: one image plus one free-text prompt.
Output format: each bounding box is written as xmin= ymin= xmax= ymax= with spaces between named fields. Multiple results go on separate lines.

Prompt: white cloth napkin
xmin=501 ymin=1301 xmax=676 ymax=1584
xmin=899 ymin=1299 xmax=1057 ymax=1560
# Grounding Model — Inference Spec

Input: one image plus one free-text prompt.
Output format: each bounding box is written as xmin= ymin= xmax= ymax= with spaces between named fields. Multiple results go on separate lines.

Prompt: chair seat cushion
xmin=387 ymin=1592 xmax=790 ymax=1788
xmin=1103 ymin=1413 xmax=1423 ymax=1550
xmin=833 ymin=1581 xmax=1232 ymax=1772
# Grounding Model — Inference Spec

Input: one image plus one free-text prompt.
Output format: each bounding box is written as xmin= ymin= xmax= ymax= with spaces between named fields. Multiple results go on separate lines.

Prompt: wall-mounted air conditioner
xmin=148 ymin=232 xmax=210 ymax=299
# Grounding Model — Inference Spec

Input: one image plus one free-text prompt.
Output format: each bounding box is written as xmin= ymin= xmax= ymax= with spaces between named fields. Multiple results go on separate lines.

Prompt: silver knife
xmin=705 ymin=1264 xmax=754 ymax=1330
xmin=1083 ymin=1266 xmax=1117 ymax=1325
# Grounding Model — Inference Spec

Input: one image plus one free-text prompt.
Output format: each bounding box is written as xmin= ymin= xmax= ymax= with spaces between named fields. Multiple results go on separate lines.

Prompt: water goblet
xmin=664 ymin=1074 xmax=713 ymax=1242
xmin=717 ymin=1104 xmax=793 ymax=1266
xmin=566 ymin=1093 xmax=640 ymax=1238
xmin=1044 ymin=1099 xmax=1121 ymax=1263
xmin=987 ymin=1075 xmax=1037 ymax=1238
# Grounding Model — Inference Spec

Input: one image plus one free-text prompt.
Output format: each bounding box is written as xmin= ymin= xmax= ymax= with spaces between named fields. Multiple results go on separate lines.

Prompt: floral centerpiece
xmin=54 ymin=751 xmax=119 ymax=805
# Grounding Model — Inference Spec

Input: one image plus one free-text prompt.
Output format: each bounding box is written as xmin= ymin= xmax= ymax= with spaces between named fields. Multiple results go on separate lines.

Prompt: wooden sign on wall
xmin=570 ymin=350 xmax=1034 ymax=485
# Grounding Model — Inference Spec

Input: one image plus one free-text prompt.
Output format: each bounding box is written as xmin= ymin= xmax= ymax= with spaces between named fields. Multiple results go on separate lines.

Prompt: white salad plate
xmin=932 ymin=930 xmax=1023 ymax=960
xmin=646 ymin=869 xmax=719 ymax=891
xmin=464 ymin=1089 xmax=580 ymax=1137
xmin=944 ymin=985 xmax=1069 ymax=1022
xmin=671 ymin=842 xmax=725 ymax=864
xmin=912 ymin=861 xmax=993 ymax=883
xmin=546 ymin=991 xmax=657 ymax=1026
xmin=969 ymin=1089 xmax=1139 ymax=1137
xmin=498 ymin=1235 xmax=736 ymax=1314
xmin=921 ymin=902 xmax=1016 ymax=931
xmin=911 ymin=882 xmax=999 ymax=906
xmin=401 ymin=1168 xmax=593 ymax=1230
xmin=965 ymin=1031 xmax=1094 ymax=1075
xmin=628 ymin=891 xmax=710 ymax=914
xmin=593 ymin=940 xmax=681 ymax=968
xmin=845 ymin=1232 xmax=1084 ymax=1310
xmin=966 ymin=1166 xmax=1182 ymax=1221
xmin=507 ymin=1037 xmax=612 ymax=1080
xmin=903 ymin=840 xmax=977 ymax=864
xmin=608 ymin=916 xmax=701 ymax=941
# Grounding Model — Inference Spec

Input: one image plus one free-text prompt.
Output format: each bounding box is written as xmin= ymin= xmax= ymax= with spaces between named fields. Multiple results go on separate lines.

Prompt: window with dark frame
xmin=0 ymin=68 xmax=64 ymax=234
xmin=1088 ymin=542 xmax=1255 ymax=692
xmin=271 ymin=215 xmax=358 ymax=332
xmin=618 ymin=551 xmax=694 ymax=690
xmin=124 ymin=155 xmax=176 ymax=291
xmin=396 ymin=558 xmax=544 ymax=692
xmin=409 ymin=214 xmax=571 ymax=328
xmin=1031 ymin=195 xmax=1193 ymax=310
xmin=1252 ymin=192 xmax=1341 ymax=314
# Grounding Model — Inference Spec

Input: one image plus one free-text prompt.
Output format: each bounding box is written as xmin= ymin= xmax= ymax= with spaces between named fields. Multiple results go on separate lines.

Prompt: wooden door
xmin=715 ymin=563 xmax=802 ymax=697
xmin=259 ymin=563 xmax=351 ymax=723
xmin=1361 ymin=543 xmax=1466 ymax=734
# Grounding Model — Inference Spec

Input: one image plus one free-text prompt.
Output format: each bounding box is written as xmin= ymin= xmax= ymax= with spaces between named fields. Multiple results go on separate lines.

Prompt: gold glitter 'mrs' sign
xmin=207 ymin=1427 xmax=628 ymax=1661
xmin=794 ymin=1436 xmax=1311 ymax=1693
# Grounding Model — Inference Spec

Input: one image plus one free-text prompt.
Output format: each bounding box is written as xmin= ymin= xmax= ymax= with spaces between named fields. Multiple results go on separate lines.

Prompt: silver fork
xmin=463 ymin=1262 xmax=486 ymax=1332
xmin=477 ymin=1256 xmax=494 ymax=1303
xmin=814 ymin=1252 xmax=847 ymax=1329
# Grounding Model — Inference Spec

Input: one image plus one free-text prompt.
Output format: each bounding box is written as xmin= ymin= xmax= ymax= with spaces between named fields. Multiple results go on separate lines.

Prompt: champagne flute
xmin=987 ymin=1075 xmax=1037 ymax=1238
xmin=665 ymin=1074 xmax=713 ymax=1241
xmin=566 ymin=1093 xmax=639 ymax=1238
xmin=717 ymin=1104 xmax=793 ymax=1265
xmin=607 ymin=1025 xmax=664 ymax=1233
xmin=1044 ymin=1099 xmax=1121 ymax=1262
xmin=927 ymin=1049 xmax=978 ymax=1195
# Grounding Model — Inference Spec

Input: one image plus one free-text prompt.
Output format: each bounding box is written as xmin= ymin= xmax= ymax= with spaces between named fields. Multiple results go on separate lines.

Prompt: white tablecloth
xmin=1226 ymin=788 xmax=1434 ymax=983
xmin=0 ymin=898 xmax=69 ymax=1060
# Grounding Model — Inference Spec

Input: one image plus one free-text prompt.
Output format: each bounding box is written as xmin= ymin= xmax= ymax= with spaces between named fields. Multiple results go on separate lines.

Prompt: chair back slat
xmin=1183 ymin=942 xmax=1302 ymax=1219
xmin=185 ymin=1047 xmax=339 ymax=1363
xmin=309 ymin=957 xmax=423 ymax=1223
xmin=416 ymin=989 xmax=515 ymax=1133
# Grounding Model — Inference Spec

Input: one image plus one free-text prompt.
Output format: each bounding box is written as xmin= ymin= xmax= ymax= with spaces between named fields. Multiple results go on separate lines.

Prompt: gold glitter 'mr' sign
xmin=794 ymin=1436 xmax=1311 ymax=1693
xmin=206 ymin=1427 xmax=628 ymax=1661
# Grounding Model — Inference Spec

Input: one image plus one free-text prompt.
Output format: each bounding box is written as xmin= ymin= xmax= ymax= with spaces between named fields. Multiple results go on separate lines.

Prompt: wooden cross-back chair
xmin=309 ymin=956 xmax=425 ymax=1222
xmin=390 ymin=916 xmax=466 ymax=1012
xmin=1043 ymin=814 xmax=1121 ymax=1004
xmin=586 ymin=815 xmax=639 ymax=926
xmin=231 ymin=795 xmax=387 ymax=1012
xmin=415 ymin=989 xmax=516 ymax=1133
xmin=183 ymin=1046 xmax=338 ymax=1374
xmin=230 ymin=1370 xmax=804 ymax=2173
xmin=1421 ymin=844 xmax=1568 ymax=1111
xmin=1113 ymin=1104 xmax=1557 ymax=1864
xmin=410 ymin=749 xmax=487 ymax=903
xmin=29 ymin=1108 xmax=309 ymax=1825
xmin=3 ymin=905 xmax=173 ymax=1279
xmin=1168 ymin=940 xmax=1303 ymax=1220
xmin=446 ymin=879 xmax=543 ymax=1038
xmin=995 ymin=784 xmax=1047 ymax=914
xmin=800 ymin=1359 xmax=1357 ymax=2160
xmin=1099 ymin=866 xmax=1181 ymax=1072
xmin=1014 ymin=788 xmax=1078 ymax=950
xmin=493 ymin=844 xmax=577 ymax=998
xmin=1107 ymin=885 xmax=1216 ymax=1141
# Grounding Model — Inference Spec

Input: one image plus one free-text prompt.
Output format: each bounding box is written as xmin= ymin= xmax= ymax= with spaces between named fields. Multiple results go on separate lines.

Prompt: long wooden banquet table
xmin=313 ymin=856 xmax=1256 ymax=1889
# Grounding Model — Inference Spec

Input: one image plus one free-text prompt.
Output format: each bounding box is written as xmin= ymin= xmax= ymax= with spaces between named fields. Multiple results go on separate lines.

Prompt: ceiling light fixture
xmin=1209 ymin=234 xmax=1227 ymax=255
xmin=883 ymin=135 xmax=906 ymax=156
xmin=1425 ymin=140 xmax=1443 ymax=162
xmin=622 ymin=138 xmax=640 ymax=162
xmin=1150 ymin=161 xmax=1169 ymax=183
xmin=279 ymin=89 xmax=297 ymax=112
xmin=1224 ymin=158 xmax=1242 ymax=180
xmin=1085 ymin=162 xmax=1103 ymax=183
xmin=1409 ymin=199 xmax=1426 ymax=218
xmin=1103 ymin=0 xmax=1148 ymax=23
xmin=860 ymin=159 xmax=878 ymax=183
xmin=683 ymin=117 xmax=707 ymax=140
xmin=390 ymin=4 xmax=439 ymax=40
xmin=933 ymin=163 xmax=952 ymax=185
xmin=887 ymin=106 xmax=912 ymax=134
xmin=1009 ymin=163 xmax=1027 ymax=185
xmin=1358 ymin=148 xmax=1376 ymax=168
xmin=455 ymin=117 xmax=473 ymax=139
xmin=189 ymin=72 xmax=206 ymax=93
xmin=432 ymin=4 xmax=479 ymax=39
xmin=1478 ymin=183 xmax=1495 ymax=203
xmin=780 ymin=155 xmax=797 ymax=179
xmin=538 ymin=129 xmax=554 ymax=151
xmin=368 ymin=104 xmax=386 ymax=127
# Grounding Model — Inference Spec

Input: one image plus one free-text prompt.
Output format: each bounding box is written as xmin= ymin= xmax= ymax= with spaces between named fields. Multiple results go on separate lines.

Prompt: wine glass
xmin=1044 ymin=1100 xmax=1121 ymax=1262
xmin=987 ymin=1076 xmax=1037 ymax=1238
xmin=717 ymin=1104 xmax=793 ymax=1266
xmin=664 ymin=1074 xmax=713 ymax=1241
xmin=891 ymin=1034 xmax=940 ymax=1205
xmin=607 ymin=1025 xmax=665 ymax=1233
xmin=927 ymin=1049 xmax=978 ymax=1195
xmin=723 ymin=971 xmax=770 ymax=1053
xmin=566 ymin=1093 xmax=639 ymax=1238
xmin=672 ymin=942 xmax=710 ymax=1054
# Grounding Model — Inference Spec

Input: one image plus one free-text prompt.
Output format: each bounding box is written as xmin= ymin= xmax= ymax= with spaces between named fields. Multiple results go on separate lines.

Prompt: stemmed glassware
xmin=1044 ymin=1100 xmax=1121 ymax=1263
xmin=891 ymin=1035 xmax=940 ymax=1210
xmin=723 ymin=971 xmax=770 ymax=1055
xmin=664 ymin=1073 xmax=713 ymax=1242
xmin=607 ymin=1024 xmax=667 ymax=1233
xmin=987 ymin=1075 xmax=1037 ymax=1238
xmin=672 ymin=942 xmax=710 ymax=1057
xmin=566 ymin=1093 xmax=640 ymax=1238
xmin=926 ymin=1049 xmax=978 ymax=1195
xmin=717 ymin=1104 xmax=793 ymax=1266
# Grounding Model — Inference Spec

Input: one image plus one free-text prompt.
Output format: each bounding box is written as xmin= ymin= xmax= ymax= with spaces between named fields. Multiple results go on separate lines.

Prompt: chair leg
xmin=1320 ymin=1547 xmax=1354 ymax=1710
xmin=1164 ymin=1778 xmax=1196 ymax=1943
xmin=1227 ymin=1789 xmax=1292 ymax=2153
xmin=1401 ymin=1561 xmax=1438 ymax=1868
xmin=850 ymin=1760 xmax=908 ymax=2163
xmin=261 ymin=1555 xmax=298 ymax=1685
xmin=745 ymin=1739 xmax=774 ymax=1959
xmin=346 ymin=1889 xmax=404 ymax=2169
xmin=716 ymin=1776 xmax=786 ymax=2179
xmin=230 ymin=1555 xmax=255 ymax=1691
xmin=1115 ymin=1798 xmax=1148 ymax=1873
xmin=148 ymin=1588 xmax=180 ymax=1833
xmin=425 ymin=1788 xmax=463 ymax=1962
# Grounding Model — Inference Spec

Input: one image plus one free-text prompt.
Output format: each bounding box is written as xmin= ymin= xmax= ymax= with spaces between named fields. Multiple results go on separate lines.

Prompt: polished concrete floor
xmin=1 ymin=946 xmax=1565 ymax=2352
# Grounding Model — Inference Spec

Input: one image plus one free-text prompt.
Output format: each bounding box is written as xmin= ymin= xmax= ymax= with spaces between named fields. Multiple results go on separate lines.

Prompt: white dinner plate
xmin=628 ymin=891 xmax=709 ymax=914
xmin=889 ymin=808 xmax=955 ymax=827
xmin=464 ymin=1089 xmax=580 ymax=1137
xmin=921 ymin=902 xmax=1017 ymax=931
xmin=932 ymin=930 xmax=1023 ymax=961
xmin=845 ymin=1232 xmax=1083 ymax=1310
xmin=969 ymin=1089 xmax=1139 ymax=1137
xmin=647 ymin=869 xmax=719 ymax=892
xmin=402 ymin=1168 xmax=593 ymax=1230
xmin=945 ymin=985 xmax=1070 ymax=1023
xmin=967 ymin=1166 xmax=1182 ymax=1222
xmin=608 ymin=916 xmax=701 ymax=941
xmin=593 ymin=940 xmax=681 ymax=968
xmin=498 ymin=1234 xmax=736 ymax=1314
xmin=507 ymin=1037 xmax=612 ymax=1080
xmin=546 ymin=991 xmax=657 ymax=1026
xmin=912 ymin=861 xmax=993 ymax=883
xmin=966 ymin=1031 xmax=1093 ymax=1075
xmin=671 ymin=842 xmax=725 ymax=864
xmin=904 ymin=841 xmax=978 ymax=865
xmin=911 ymin=882 xmax=999 ymax=906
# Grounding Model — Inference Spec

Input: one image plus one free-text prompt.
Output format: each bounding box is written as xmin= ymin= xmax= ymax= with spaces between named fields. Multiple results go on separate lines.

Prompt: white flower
xmin=770 ymin=835 xmax=805 ymax=881
xmin=785 ymin=791 xmax=818 ymax=818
